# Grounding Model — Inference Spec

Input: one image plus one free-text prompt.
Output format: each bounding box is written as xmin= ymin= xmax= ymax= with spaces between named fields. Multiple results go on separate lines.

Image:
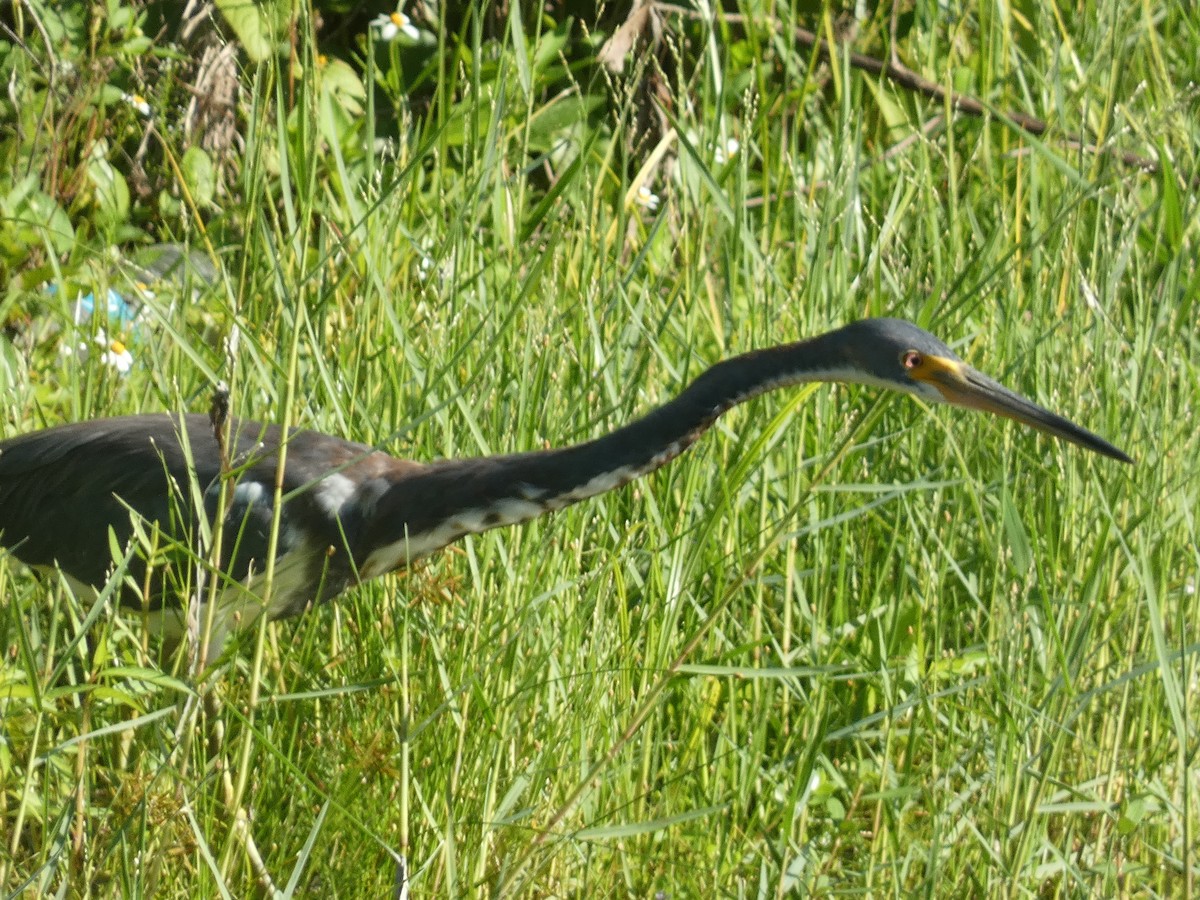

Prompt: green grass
xmin=1 ymin=0 xmax=1198 ymax=895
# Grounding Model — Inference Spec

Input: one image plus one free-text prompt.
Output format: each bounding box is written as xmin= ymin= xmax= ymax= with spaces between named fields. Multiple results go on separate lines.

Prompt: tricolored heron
xmin=0 ymin=319 xmax=1130 ymax=652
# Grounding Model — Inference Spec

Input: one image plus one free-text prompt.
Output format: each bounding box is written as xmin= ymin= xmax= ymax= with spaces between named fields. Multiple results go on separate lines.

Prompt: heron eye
xmin=901 ymin=351 xmax=922 ymax=370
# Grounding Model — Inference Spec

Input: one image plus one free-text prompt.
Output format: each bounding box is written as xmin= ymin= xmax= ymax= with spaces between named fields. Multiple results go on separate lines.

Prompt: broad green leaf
xmin=213 ymin=0 xmax=282 ymax=61
xmin=182 ymin=146 xmax=216 ymax=208
xmin=87 ymin=149 xmax=131 ymax=225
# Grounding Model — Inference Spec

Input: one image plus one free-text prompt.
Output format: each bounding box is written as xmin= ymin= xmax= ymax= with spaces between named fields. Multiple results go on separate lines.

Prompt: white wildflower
xmin=714 ymin=137 xmax=740 ymax=165
xmin=371 ymin=8 xmax=420 ymax=41
xmin=121 ymin=92 xmax=151 ymax=117
xmin=635 ymin=185 xmax=660 ymax=212
xmin=67 ymin=329 xmax=134 ymax=375
xmin=100 ymin=337 xmax=134 ymax=375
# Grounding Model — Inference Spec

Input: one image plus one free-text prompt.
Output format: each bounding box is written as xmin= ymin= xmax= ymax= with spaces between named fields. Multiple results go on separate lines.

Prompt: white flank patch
xmin=315 ymin=473 xmax=357 ymax=516
xmin=231 ymin=480 xmax=265 ymax=506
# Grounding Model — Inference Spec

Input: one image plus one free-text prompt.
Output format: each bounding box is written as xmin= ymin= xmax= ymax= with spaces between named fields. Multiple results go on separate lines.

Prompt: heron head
xmin=826 ymin=318 xmax=1132 ymax=463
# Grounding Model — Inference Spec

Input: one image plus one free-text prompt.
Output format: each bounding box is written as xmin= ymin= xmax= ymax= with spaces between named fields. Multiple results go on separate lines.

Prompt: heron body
xmin=0 ymin=319 xmax=1131 ymax=652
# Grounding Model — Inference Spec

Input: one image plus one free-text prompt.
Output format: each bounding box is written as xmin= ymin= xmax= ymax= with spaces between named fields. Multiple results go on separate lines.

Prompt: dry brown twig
xmin=652 ymin=3 xmax=1166 ymax=179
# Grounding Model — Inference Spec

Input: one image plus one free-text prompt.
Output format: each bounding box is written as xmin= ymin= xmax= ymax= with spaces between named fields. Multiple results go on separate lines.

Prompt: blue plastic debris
xmin=43 ymin=283 xmax=141 ymax=328
xmin=72 ymin=288 xmax=140 ymax=328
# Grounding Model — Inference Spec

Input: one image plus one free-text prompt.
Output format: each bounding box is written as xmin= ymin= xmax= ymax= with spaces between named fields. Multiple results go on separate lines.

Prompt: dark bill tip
xmin=950 ymin=368 xmax=1134 ymax=464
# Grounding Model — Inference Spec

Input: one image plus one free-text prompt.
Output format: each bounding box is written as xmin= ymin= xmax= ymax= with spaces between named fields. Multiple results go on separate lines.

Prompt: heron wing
xmin=0 ymin=414 xmax=284 ymax=605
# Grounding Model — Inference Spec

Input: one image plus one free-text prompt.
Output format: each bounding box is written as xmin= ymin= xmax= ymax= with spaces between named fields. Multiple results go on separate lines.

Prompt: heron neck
xmin=525 ymin=333 xmax=856 ymax=492
xmin=359 ymin=336 xmax=846 ymax=571
xmin=553 ymin=341 xmax=821 ymax=487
